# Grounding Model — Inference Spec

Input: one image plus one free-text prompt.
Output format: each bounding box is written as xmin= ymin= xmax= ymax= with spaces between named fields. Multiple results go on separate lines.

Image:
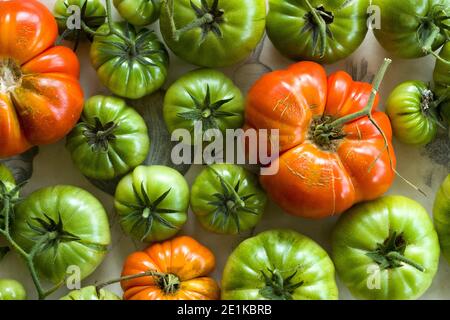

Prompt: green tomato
xmin=90 ymin=23 xmax=169 ymax=99
xmin=60 ymin=286 xmax=121 ymax=300
xmin=163 ymin=69 xmax=244 ymax=141
xmin=12 ymin=186 xmax=111 ymax=285
xmin=221 ymin=229 xmax=338 ymax=300
xmin=54 ymin=0 xmax=106 ymax=40
xmin=0 ymin=279 xmax=26 ymax=300
xmin=266 ymin=0 xmax=368 ymax=64
xmin=66 ymin=95 xmax=150 ymax=181
xmin=191 ymin=164 xmax=266 ymax=235
xmin=433 ymin=42 xmax=450 ymax=123
xmin=114 ymin=0 xmax=161 ymax=26
xmin=0 ymin=164 xmax=17 ymax=229
xmin=160 ymin=0 xmax=266 ymax=67
xmin=332 ymin=195 xmax=440 ymax=300
xmin=386 ymin=81 xmax=439 ymax=146
xmin=373 ymin=0 xmax=448 ymax=59
xmin=0 ymin=164 xmax=15 ymax=185
xmin=114 ymin=165 xmax=189 ymax=242
xmin=433 ymin=174 xmax=450 ymax=264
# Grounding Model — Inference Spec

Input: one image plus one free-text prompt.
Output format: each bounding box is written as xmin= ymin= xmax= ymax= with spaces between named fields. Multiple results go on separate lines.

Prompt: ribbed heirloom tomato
xmin=121 ymin=236 xmax=220 ymax=300
xmin=245 ymin=61 xmax=396 ymax=219
xmin=0 ymin=0 xmax=84 ymax=158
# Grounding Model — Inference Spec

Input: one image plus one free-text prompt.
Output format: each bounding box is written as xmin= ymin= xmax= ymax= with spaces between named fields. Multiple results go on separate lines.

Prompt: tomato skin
xmin=246 ymin=61 xmax=396 ymax=219
xmin=0 ymin=279 xmax=26 ymax=300
xmin=373 ymin=0 xmax=448 ymax=59
xmin=386 ymin=81 xmax=439 ymax=146
xmin=221 ymin=229 xmax=338 ymax=300
xmin=433 ymin=42 xmax=450 ymax=122
xmin=114 ymin=0 xmax=161 ymax=26
xmin=114 ymin=166 xmax=189 ymax=242
xmin=0 ymin=0 xmax=84 ymax=158
xmin=90 ymin=22 xmax=169 ymax=99
xmin=266 ymin=0 xmax=369 ymax=64
xmin=66 ymin=95 xmax=150 ymax=181
xmin=433 ymin=174 xmax=450 ymax=264
xmin=190 ymin=164 xmax=267 ymax=235
xmin=160 ymin=0 xmax=266 ymax=67
xmin=60 ymin=286 xmax=121 ymax=300
xmin=332 ymin=196 xmax=440 ymax=300
xmin=163 ymin=69 xmax=244 ymax=140
xmin=11 ymin=185 xmax=111 ymax=285
xmin=121 ymin=236 xmax=220 ymax=300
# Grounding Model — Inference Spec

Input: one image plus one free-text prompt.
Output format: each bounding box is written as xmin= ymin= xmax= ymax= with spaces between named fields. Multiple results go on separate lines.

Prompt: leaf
xmin=190 ymin=0 xmax=204 ymax=17
xmin=177 ymin=110 xmax=202 ymax=120
xmin=140 ymin=182 xmax=152 ymax=206
xmin=204 ymin=85 xmax=211 ymax=108
xmin=201 ymin=0 xmax=209 ymax=11
xmin=140 ymin=215 xmax=154 ymax=242
xmin=210 ymin=23 xmax=223 ymax=38
xmin=209 ymin=97 xmax=234 ymax=111
xmin=153 ymin=213 xmax=177 ymax=229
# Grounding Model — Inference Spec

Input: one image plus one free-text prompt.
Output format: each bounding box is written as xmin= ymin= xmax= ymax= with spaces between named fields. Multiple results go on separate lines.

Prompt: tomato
xmin=60 ymin=286 xmax=121 ymax=300
xmin=332 ymin=196 xmax=440 ymax=300
xmin=373 ymin=0 xmax=449 ymax=59
xmin=90 ymin=22 xmax=169 ymax=99
xmin=246 ymin=61 xmax=396 ymax=219
xmin=114 ymin=0 xmax=161 ymax=26
xmin=0 ymin=0 xmax=84 ymax=158
xmin=386 ymin=81 xmax=440 ymax=146
xmin=434 ymin=42 xmax=450 ymax=122
xmin=0 ymin=164 xmax=15 ymax=186
xmin=11 ymin=185 xmax=111 ymax=284
xmin=159 ymin=0 xmax=266 ymax=67
xmin=433 ymin=174 xmax=450 ymax=264
xmin=66 ymin=95 xmax=150 ymax=181
xmin=121 ymin=236 xmax=220 ymax=300
xmin=0 ymin=164 xmax=18 ymax=229
xmin=114 ymin=165 xmax=189 ymax=242
xmin=54 ymin=0 xmax=106 ymax=40
xmin=190 ymin=164 xmax=267 ymax=235
xmin=163 ymin=69 xmax=244 ymax=140
xmin=221 ymin=229 xmax=338 ymax=300
xmin=266 ymin=0 xmax=369 ymax=64
xmin=0 ymin=279 xmax=26 ymax=300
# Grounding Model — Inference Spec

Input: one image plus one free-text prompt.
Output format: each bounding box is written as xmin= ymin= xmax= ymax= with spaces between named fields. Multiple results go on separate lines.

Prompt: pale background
xmin=0 ymin=0 xmax=449 ymax=299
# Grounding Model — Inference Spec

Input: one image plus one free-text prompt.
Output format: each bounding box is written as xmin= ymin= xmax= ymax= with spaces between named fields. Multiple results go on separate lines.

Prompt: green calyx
xmin=309 ymin=115 xmax=346 ymax=150
xmin=177 ymin=85 xmax=238 ymax=131
xmin=418 ymin=4 xmax=450 ymax=54
xmin=120 ymin=182 xmax=178 ymax=241
xmin=206 ymin=167 xmax=257 ymax=232
xmin=82 ymin=117 xmax=118 ymax=153
xmin=27 ymin=213 xmax=81 ymax=255
xmin=259 ymin=268 xmax=304 ymax=300
xmin=366 ymin=232 xmax=425 ymax=272
xmin=302 ymin=0 xmax=335 ymax=58
xmin=189 ymin=0 xmax=224 ymax=41
xmin=158 ymin=273 xmax=181 ymax=295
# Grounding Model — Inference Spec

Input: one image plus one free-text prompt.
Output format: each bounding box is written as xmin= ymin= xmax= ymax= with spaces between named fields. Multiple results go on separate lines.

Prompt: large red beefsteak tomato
xmin=0 ymin=0 xmax=84 ymax=158
xmin=245 ymin=61 xmax=396 ymax=219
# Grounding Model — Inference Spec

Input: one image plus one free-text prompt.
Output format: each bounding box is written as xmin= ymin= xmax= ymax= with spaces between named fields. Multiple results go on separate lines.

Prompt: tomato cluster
xmin=0 ymin=0 xmax=449 ymax=302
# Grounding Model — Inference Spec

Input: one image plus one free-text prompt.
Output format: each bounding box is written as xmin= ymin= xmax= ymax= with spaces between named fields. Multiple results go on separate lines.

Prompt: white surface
xmin=0 ymin=0 xmax=449 ymax=300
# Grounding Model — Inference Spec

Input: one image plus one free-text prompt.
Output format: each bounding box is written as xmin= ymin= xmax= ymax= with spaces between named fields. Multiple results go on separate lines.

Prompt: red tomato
xmin=0 ymin=0 xmax=83 ymax=158
xmin=245 ymin=61 xmax=396 ymax=219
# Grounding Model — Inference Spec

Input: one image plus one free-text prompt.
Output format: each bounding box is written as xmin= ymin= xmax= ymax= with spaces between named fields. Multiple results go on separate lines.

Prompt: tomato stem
xmin=0 ymin=189 xmax=62 ymax=300
xmin=81 ymin=0 xmax=137 ymax=56
xmin=304 ymin=0 xmax=328 ymax=58
xmin=386 ymin=251 xmax=425 ymax=272
xmin=329 ymin=58 xmax=392 ymax=128
xmin=95 ymin=270 xmax=178 ymax=293
xmin=162 ymin=0 xmax=214 ymax=42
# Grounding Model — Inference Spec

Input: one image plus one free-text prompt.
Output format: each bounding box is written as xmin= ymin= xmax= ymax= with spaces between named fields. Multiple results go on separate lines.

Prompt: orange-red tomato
xmin=0 ymin=0 xmax=83 ymax=158
xmin=121 ymin=236 xmax=220 ymax=300
xmin=245 ymin=61 xmax=396 ymax=219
